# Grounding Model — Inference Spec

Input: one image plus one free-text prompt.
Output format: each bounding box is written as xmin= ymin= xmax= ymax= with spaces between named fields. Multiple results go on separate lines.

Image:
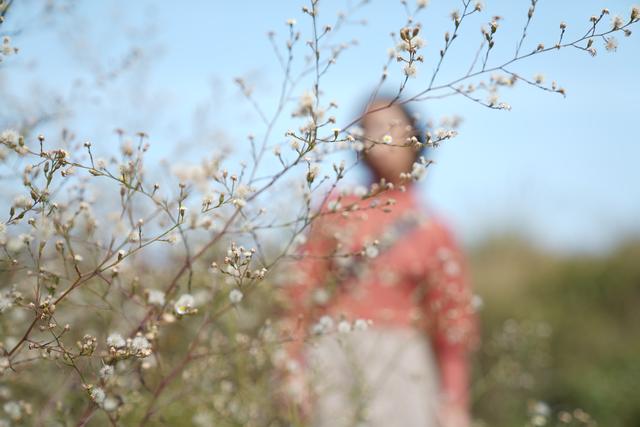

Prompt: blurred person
xmin=283 ymin=96 xmax=478 ymax=427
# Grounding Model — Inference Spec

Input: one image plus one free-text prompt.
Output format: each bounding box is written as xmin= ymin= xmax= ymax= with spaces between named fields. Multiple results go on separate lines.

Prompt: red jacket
xmin=285 ymin=185 xmax=479 ymax=406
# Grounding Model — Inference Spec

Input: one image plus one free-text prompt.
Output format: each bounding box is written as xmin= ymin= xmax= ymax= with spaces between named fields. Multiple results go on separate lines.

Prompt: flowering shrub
xmin=1 ymin=0 xmax=638 ymax=425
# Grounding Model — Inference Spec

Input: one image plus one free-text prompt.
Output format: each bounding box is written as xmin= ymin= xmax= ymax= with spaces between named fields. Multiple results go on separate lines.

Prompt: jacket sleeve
xmin=420 ymin=218 xmax=479 ymax=409
xmin=282 ymin=206 xmax=337 ymax=363
xmin=421 ymin=218 xmax=478 ymax=351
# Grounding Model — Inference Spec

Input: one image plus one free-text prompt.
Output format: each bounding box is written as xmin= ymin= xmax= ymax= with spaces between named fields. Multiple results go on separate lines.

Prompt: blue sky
xmin=3 ymin=0 xmax=639 ymax=253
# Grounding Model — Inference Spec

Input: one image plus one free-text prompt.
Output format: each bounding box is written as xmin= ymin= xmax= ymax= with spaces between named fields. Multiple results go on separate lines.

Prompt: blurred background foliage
xmin=470 ymin=236 xmax=640 ymax=427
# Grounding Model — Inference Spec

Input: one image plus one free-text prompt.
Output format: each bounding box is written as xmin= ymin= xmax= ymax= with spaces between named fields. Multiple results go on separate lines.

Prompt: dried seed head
xmin=612 ymin=15 xmax=624 ymax=30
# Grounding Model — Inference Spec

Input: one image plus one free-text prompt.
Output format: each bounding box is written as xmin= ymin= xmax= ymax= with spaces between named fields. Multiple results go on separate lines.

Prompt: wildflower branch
xmin=429 ymin=0 xmax=479 ymax=90
xmin=0 ymin=0 xmax=15 ymax=27
xmin=514 ymin=0 xmax=538 ymax=58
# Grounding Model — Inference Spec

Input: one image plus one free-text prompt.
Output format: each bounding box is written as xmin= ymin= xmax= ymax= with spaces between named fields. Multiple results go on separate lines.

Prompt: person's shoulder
xmin=414 ymin=207 xmax=460 ymax=245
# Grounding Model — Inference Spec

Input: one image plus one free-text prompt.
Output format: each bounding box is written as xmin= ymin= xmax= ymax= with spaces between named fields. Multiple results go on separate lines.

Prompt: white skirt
xmin=305 ymin=327 xmax=441 ymax=427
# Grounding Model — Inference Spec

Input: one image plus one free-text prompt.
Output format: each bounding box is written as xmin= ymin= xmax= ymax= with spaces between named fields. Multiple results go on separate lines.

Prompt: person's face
xmin=360 ymin=101 xmax=417 ymax=184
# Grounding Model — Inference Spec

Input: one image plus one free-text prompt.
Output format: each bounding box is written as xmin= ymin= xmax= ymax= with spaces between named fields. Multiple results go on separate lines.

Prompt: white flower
xmin=299 ymin=91 xmax=314 ymax=109
xmin=0 ymin=356 xmax=9 ymax=374
xmin=174 ymin=293 xmax=195 ymax=315
xmin=354 ymin=319 xmax=369 ymax=331
xmin=235 ymin=185 xmax=252 ymax=199
xmin=147 ymin=289 xmax=165 ymax=306
xmin=131 ymin=335 xmax=152 ymax=356
xmin=1 ymin=36 xmax=15 ymax=57
xmin=0 ymin=129 xmax=18 ymax=146
xmin=382 ymin=134 xmax=393 ymax=144
xmin=365 ymin=245 xmax=379 ymax=259
xmin=444 ymin=260 xmax=461 ymax=276
xmin=3 ymin=401 xmax=21 ymax=420
xmin=103 ymin=396 xmax=119 ymax=412
xmin=286 ymin=18 xmax=297 ymax=26
xmin=229 ymin=289 xmax=243 ymax=304
xmin=396 ymin=41 xmax=409 ymax=52
xmin=106 ymin=333 xmax=126 ymax=349
xmin=6 ymin=236 xmax=25 ymax=252
xmin=312 ymin=288 xmax=330 ymax=305
xmin=532 ymin=401 xmax=551 ymax=417
xmin=231 ymin=198 xmax=246 ymax=208
xmin=193 ymin=411 xmax=214 ymax=427
xmin=12 ymin=195 xmax=30 ymax=209
xmin=311 ymin=315 xmax=334 ymax=335
xmin=471 ymin=295 xmax=484 ymax=311
xmin=353 ymin=185 xmax=368 ymax=197
xmin=612 ymin=15 xmax=624 ymax=30
xmin=0 ymin=295 xmax=12 ymax=313
xmin=531 ymin=415 xmax=547 ymax=426
xmin=605 ymin=36 xmax=618 ymax=51
xmin=99 ymin=365 xmax=114 ymax=379
xmin=34 ymin=216 xmax=54 ymax=241
xmin=417 ymin=0 xmax=429 ymax=8
xmin=167 ymin=232 xmax=181 ymax=245
xmin=410 ymin=162 xmax=427 ymax=181
xmin=403 ymin=64 xmax=417 ymax=77
xmin=337 ymin=320 xmax=351 ymax=333
xmin=90 ymin=387 xmax=106 ymax=405
xmin=327 ymin=200 xmax=341 ymax=212
xmin=293 ymin=234 xmax=307 ymax=246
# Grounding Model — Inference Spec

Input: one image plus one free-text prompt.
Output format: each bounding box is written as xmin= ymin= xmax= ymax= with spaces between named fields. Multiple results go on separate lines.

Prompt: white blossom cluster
xmin=310 ymin=315 xmax=372 ymax=336
xmin=105 ymin=332 xmax=153 ymax=358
